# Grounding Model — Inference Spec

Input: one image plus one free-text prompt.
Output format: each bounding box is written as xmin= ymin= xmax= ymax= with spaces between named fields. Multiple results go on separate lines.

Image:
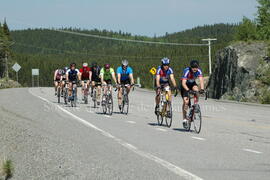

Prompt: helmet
xmin=83 ymin=62 xmax=88 ymax=67
xmin=64 ymin=67 xmax=69 ymax=71
xmin=161 ymin=57 xmax=170 ymax=65
xmin=190 ymin=60 xmax=199 ymax=68
xmin=122 ymin=59 xmax=128 ymax=66
xmin=92 ymin=62 xmax=97 ymax=68
xmin=70 ymin=62 xmax=76 ymax=67
xmin=104 ymin=64 xmax=110 ymax=69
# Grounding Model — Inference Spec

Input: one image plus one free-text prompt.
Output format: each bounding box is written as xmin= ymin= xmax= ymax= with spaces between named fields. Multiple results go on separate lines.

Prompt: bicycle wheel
xmin=57 ymin=87 xmax=61 ymax=103
xmin=93 ymin=89 xmax=97 ymax=108
xmin=64 ymin=88 xmax=68 ymax=104
xmin=157 ymin=112 xmax=163 ymax=126
xmin=193 ymin=105 xmax=202 ymax=133
xmin=165 ymin=102 xmax=172 ymax=128
xmin=122 ymin=94 xmax=129 ymax=115
xmin=102 ymin=94 xmax=107 ymax=114
xmin=107 ymin=94 xmax=113 ymax=115
xmin=73 ymin=88 xmax=77 ymax=107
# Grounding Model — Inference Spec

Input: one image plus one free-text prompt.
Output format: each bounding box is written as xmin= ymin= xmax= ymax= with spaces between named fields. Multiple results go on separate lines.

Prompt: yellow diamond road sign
xmin=149 ymin=67 xmax=156 ymax=75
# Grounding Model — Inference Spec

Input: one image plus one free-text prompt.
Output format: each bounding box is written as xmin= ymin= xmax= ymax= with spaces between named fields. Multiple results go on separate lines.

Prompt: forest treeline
xmin=3 ymin=23 xmax=237 ymax=88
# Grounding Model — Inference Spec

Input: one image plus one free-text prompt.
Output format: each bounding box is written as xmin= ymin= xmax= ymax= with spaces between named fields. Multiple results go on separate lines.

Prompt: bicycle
xmin=92 ymin=82 xmax=102 ymax=108
xmin=82 ymin=80 xmax=89 ymax=104
xmin=69 ymin=81 xmax=78 ymax=107
xmin=101 ymin=84 xmax=113 ymax=115
xmin=156 ymin=86 xmax=175 ymax=128
xmin=117 ymin=84 xmax=134 ymax=115
xmin=183 ymin=90 xmax=208 ymax=134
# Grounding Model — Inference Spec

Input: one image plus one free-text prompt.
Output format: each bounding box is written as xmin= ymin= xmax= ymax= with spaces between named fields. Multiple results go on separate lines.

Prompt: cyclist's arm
xmin=100 ymin=73 xmax=104 ymax=84
xmin=89 ymin=71 xmax=92 ymax=82
xmin=112 ymin=72 xmax=117 ymax=84
xmin=66 ymin=72 xmax=69 ymax=81
xmin=199 ymin=76 xmax=204 ymax=90
xmin=129 ymin=73 xmax=134 ymax=85
xmin=78 ymin=72 xmax=81 ymax=81
xmin=54 ymin=70 xmax=57 ymax=81
xmin=117 ymin=73 xmax=121 ymax=84
xmin=156 ymin=75 xmax=161 ymax=87
xmin=182 ymin=79 xmax=189 ymax=91
xmin=170 ymin=74 xmax=177 ymax=88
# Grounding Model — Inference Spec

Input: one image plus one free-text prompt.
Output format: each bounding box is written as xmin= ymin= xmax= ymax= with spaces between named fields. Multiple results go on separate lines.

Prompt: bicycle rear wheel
xmin=193 ymin=105 xmax=202 ymax=133
xmin=107 ymin=94 xmax=113 ymax=115
xmin=64 ymin=88 xmax=68 ymax=104
xmin=93 ymin=90 xmax=97 ymax=108
xmin=165 ymin=102 xmax=172 ymax=128
xmin=57 ymin=87 xmax=61 ymax=103
xmin=102 ymin=94 xmax=107 ymax=114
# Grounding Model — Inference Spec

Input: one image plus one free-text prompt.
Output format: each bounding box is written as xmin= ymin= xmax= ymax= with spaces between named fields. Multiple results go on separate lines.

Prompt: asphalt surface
xmin=0 ymin=87 xmax=270 ymax=180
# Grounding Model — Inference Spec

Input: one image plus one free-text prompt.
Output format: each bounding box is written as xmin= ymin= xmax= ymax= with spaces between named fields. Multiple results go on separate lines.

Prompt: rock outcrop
xmin=208 ymin=42 xmax=270 ymax=103
xmin=0 ymin=78 xmax=21 ymax=89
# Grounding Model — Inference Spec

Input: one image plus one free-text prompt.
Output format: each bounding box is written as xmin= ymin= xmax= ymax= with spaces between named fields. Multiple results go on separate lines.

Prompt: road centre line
xmin=191 ymin=136 xmax=206 ymax=141
xmin=29 ymin=88 xmax=203 ymax=180
xmin=156 ymin=128 xmax=168 ymax=132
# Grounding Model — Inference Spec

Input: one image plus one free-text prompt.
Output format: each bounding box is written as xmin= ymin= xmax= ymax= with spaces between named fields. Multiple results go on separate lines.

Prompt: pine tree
xmin=256 ymin=0 xmax=270 ymax=40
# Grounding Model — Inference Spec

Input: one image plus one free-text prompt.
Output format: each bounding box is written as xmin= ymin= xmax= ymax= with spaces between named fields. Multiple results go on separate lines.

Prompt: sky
xmin=0 ymin=0 xmax=259 ymax=37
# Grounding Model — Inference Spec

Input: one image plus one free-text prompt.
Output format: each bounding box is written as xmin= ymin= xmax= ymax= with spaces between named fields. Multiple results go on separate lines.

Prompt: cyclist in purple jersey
xmin=180 ymin=60 xmax=205 ymax=125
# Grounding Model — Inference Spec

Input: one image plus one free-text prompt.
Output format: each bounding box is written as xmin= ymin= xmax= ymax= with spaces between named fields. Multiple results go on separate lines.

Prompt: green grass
xmin=0 ymin=159 xmax=14 ymax=180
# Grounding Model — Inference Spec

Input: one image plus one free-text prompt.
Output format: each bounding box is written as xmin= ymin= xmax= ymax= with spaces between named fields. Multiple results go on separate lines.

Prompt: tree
xmin=235 ymin=17 xmax=257 ymax=41
xmin=256 ymin=0 xmax=270 ymax=40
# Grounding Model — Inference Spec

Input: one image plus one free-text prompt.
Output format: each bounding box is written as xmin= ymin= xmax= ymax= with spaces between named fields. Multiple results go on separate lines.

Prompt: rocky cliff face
xmin=208 ymin=42 xmax=270 ymax=103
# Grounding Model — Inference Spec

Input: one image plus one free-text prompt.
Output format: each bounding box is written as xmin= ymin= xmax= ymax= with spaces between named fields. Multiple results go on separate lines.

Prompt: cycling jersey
xmin=100 ymin=68 xmax=114 ymax=81
xmin=66 ymin=69 xmax=80 ymax=82
xmin=117 ymin=66 xmax=133 ymax=81
xmin=79 ymin=67 xmax=91 ymax=80
xmin=181 ymin=67 xmax=203 ymax=84
xmin=55 ymin=69 xmax=65 ymax=80
xmin=91 ymin=66 xmax=101 ymax=82
xmin=156 ymin=66 xmax=173 ymax=84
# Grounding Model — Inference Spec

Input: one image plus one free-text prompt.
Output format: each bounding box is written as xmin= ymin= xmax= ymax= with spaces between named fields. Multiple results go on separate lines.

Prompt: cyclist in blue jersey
xmin=117 ymin=60 xmax=135 ymax=110
xmin=180 ymin=60 xmax=204 ymax=126
xmin=66 ymin=63 xmax=81 ymax=100
xmin=155 ymin=57 xmax=177 ymax=117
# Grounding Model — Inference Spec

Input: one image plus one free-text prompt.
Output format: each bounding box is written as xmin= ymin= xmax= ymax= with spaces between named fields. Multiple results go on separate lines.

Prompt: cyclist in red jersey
xmin=79 ymin=63 xmax=91 ymax=100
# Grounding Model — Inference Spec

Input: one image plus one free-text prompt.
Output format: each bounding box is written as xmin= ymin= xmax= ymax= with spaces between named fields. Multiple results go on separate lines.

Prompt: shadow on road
xmin=148 ymin=122 xmax=167 ymax=127
xmin=172 ymin=128 xmax=194 ymax=133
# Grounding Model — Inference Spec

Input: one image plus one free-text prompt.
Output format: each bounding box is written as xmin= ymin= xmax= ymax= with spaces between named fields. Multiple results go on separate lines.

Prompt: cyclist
xmin=100 ymin=64 xmax=117 ymax=102
xmin=116 ymin=59 xmax=134 ymax=111
xmin=90 ymin=62 xmax=102 ymax=105
xmin=79 ymin=63 xmax=91 ymax=100
xmin=180 ymin=60 xmax=204 ymax=126
xmin=66 ymin=63 xmax=81 ymax=100
xmin=60 ymin=66 xmax=69 ymax=96
xmin=53 ymin=68 xmax=65 ymax=96
xmin=155 ymin=57 xmax=177 ymax=118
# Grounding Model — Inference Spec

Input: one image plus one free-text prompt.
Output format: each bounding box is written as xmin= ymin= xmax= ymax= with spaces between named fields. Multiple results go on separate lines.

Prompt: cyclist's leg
xmin=54 ymin=81 xmax=58 ymax=95
xmin=68 ymin=82 xmax=72 ymax=97
xmin=81 ymin=80 xmax=85 ymax=94
xmin=181 ymin=85 xmax=189 ymax=120
xmin=118 ymin=85 xmax=122 ymax=108
xmin=192 ymin=85 xmax=199 ymax=104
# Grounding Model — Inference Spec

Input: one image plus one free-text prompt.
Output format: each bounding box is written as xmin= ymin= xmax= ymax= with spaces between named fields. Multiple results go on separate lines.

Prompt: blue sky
xmin=0 ymin=0 xmax=258 ymax=36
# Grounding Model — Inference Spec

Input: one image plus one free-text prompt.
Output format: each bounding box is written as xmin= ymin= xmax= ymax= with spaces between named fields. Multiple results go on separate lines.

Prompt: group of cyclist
xmin=54 ymin=58 xmax=204 ymax=125
xmin=53 ymin=60 xmax=134 ymax=111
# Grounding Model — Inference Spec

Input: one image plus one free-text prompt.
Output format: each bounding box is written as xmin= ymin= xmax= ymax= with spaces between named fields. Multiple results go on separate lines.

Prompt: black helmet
xmin=92 ymin=62 xmax=97 ymax=67
xmin=70 ymin=62 xmax=76 ymax=67
xmin=190 ymin=60 xmax=199 ymax=68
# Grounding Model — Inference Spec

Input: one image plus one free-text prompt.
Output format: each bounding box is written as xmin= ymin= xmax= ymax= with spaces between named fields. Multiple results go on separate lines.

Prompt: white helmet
xmin=122 ymin=59 xmax=128 ymax=66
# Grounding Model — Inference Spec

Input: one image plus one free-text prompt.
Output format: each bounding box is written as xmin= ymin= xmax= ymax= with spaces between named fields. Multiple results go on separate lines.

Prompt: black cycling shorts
xmin=120 ymin=79 xmax=130 ymax=85
xmin=180 ymin=82 xmax=198 ymax=97
xmin=104 ymin=79 xmax=112 ymax=85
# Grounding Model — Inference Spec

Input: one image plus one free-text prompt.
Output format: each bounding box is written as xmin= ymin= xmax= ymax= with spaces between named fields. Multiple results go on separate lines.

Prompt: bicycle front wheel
xmin=107 ymin=94 xmax=113 ymax=115
xmin=165 ymin=102 xmax=172 ymax=128
xmin=57 ymin=87 xmax=61 ymax=103
xmin=122 ymin=95 xmax=129 ymax=115
xmin=193 ymin=105 xmax=202 ymax=133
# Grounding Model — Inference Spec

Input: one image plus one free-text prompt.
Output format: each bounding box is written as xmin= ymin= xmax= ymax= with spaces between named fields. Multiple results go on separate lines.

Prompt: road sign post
xmin=12 ymin=63 xmax=21 ymax=82
xmin=32 ymin=69 xmax=40 ymax=87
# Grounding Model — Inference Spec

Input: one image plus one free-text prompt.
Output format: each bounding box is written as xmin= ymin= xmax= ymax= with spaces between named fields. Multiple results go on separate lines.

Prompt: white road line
xmin=104 ymin=115 xmax=112 ymax=118
xmin=127 ymin=121 xmax=136 ymax=124
xmin=29 ymin=88 xmax=203 ymax=180
xmin=156 ymin=128 xmax=167 ymax=132
xmin=191 ymin=136 xmax=206 ymax=141
xmin=243 ymin=148 xmax=262 ymax=154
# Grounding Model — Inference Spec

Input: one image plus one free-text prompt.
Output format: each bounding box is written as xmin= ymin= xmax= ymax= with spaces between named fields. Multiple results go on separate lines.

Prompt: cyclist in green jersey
xmin=100 ymin=64 xmax=117 ymax=97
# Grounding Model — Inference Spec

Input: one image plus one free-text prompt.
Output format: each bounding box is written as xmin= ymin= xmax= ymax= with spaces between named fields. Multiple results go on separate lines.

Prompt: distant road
xmin=0 ymin=87 xmax=269 ymax=180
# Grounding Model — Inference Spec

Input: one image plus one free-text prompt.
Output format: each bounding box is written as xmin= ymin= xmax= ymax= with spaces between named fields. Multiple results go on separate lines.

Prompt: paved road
xmin=0 ymin=87 xmax=270 ymax=180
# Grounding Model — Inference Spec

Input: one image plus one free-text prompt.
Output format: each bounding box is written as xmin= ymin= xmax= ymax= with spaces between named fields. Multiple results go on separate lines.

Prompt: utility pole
xmin=202 ymin=38 xmax=217 ymax=75
xmin=5 ymin=52 xmax=9 ymax=78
